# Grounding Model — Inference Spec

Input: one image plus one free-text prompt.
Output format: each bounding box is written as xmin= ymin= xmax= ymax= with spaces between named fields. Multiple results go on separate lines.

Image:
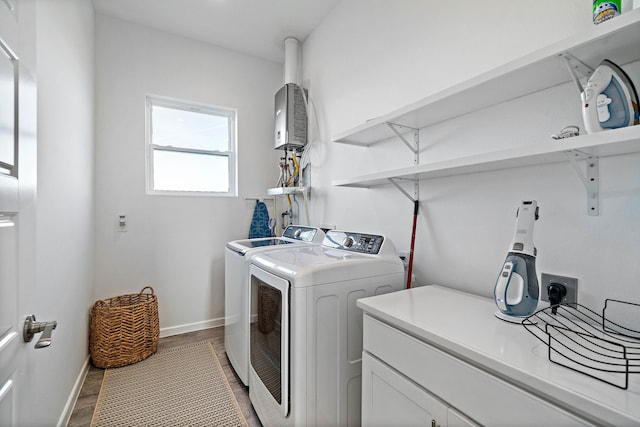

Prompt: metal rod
xmin=406 ymin=200 xmax=419 ymax=289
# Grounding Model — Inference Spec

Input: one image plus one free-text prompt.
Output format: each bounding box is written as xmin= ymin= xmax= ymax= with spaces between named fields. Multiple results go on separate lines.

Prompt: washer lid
xmin=226 ymin=237 xmax=295 ymax=255
xmin=251 ymin=245 xmax=404 ymax=287
xmin=226 ymin=226 xmax=325 ymax=255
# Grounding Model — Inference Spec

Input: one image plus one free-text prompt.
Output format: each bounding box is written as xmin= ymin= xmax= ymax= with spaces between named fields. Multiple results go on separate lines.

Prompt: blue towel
xmin=248 ymin=201 xmax=272 ymax=238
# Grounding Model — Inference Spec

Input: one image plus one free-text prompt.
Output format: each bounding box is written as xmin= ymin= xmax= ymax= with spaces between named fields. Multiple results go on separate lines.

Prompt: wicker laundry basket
xmin=89 ymin=286 xmax=159 ymax=368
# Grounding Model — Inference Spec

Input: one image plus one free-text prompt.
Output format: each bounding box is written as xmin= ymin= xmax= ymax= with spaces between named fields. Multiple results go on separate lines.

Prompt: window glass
xmin=153 ymin=150 xmax=229 ymax=192
xmin=151 ymin=106 xmax=230 ymax=152
xmin=146 ymin=96 xmax=237 ymax=196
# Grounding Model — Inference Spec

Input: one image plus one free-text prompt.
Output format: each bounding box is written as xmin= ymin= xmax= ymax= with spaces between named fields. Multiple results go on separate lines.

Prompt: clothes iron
xmin=582 ymin=59 xmax=640 ymax=134
xmin=494 ymin=201 xmax=540 ymax=323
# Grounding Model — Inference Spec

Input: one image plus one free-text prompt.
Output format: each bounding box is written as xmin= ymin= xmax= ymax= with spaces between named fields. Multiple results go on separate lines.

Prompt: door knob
xmin=23 ymin=315 xmax=57 ymax=348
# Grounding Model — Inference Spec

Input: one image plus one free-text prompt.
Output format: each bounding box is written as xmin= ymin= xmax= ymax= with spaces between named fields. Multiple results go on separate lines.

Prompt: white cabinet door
xmin=362 ymin=352 xmax=448 ymax=427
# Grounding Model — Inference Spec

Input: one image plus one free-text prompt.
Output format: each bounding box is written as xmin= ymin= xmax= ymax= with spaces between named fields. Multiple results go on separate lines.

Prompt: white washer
xmin=248 ymin=230 xmax=404 ymax=426
xmin=225 ymin=225 xmax=325 ymax=386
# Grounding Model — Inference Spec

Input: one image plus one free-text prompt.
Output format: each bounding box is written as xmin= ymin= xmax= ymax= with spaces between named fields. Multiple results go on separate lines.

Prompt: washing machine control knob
xmin=343 ymin=236 xmax=355 ymax=248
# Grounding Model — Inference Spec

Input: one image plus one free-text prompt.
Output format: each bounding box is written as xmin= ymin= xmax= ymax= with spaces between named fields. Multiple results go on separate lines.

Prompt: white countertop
xmin=356 ymin=285 xmax=640 ymax=426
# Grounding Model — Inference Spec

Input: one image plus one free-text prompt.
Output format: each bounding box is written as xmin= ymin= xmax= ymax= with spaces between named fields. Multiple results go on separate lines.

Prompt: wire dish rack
xmin=522 ymin=299 xmax=640 ymax=389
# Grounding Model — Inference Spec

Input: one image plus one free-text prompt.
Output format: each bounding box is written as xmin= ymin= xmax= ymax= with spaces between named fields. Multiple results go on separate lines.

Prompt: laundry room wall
xmin=94 ymin=15 xmax=282 ymax=334
xmin=302 ymin=0 xmax=640 ymax=309
xmin=34 ymin=0 xmax=95 ymax=424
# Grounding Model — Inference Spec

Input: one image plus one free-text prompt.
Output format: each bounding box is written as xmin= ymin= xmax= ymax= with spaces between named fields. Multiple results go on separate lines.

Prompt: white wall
xmin=23 ymin=1 xmax=637 ymax=423
xmin=302 ymin=0 xmax=640 ymax=308
xmin=34 ymin=0 xmax=95 ymax=425
xmin=94 ymin=15 xmax=282 ymax=334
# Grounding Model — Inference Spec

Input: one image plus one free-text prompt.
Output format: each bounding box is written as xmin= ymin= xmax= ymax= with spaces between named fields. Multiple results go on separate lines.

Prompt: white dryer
xmin=248 ymin=230 xmax=404 ymax=426
xmin=224 ymin=225 xmax=325 ymax=386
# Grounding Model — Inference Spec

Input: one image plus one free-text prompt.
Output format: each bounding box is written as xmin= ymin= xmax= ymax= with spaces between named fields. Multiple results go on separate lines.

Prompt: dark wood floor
xmin=67 ymin=327 xmax=261 ymax=426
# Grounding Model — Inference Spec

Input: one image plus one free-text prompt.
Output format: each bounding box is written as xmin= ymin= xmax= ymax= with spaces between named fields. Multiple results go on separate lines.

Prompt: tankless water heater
xmin=274 ymin=83 xmax=307 ymax=150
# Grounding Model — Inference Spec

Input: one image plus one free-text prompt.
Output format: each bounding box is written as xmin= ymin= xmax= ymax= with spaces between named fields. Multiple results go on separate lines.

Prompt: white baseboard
xmin=159 ymin=317 xmax=225 ymax=338
xmin=57 ymin=355 xmax=90 ymax=427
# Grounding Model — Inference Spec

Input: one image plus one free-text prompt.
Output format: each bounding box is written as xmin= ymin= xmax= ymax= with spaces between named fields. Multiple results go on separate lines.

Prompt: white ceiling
xmin=91 ymin=0 xmax=341 ymax=63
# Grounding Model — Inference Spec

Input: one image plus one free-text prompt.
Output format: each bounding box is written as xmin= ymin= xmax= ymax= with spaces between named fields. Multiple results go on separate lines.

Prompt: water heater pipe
xmin=284 ymin=37 xmax=300 ymax=85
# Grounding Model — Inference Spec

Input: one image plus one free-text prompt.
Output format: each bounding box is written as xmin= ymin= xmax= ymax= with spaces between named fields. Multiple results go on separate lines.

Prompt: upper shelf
xmin=267 ymin=186 xmax=309 ymax=196
xmin=332 ymin=125 xmax=640 ymax=187
xmin=333 ymin=9 xmax=640 ymax=147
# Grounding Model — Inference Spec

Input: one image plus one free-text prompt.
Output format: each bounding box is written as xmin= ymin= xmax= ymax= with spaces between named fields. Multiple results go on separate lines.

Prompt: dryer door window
xmin=249 ymin=264 xmax=289 ymax=417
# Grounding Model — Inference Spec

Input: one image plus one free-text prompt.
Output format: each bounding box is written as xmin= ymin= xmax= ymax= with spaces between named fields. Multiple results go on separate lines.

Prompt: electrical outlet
xmin=540 ymin=273 xmax=578 ymax=306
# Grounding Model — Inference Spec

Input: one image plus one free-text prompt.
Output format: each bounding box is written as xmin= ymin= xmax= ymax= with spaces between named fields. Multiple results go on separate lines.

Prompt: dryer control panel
xmin=323 ymin=231 xmax=384 ymax=254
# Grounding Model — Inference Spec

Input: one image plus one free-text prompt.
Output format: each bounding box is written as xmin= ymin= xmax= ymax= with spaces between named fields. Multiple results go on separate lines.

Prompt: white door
xmin=0 ymin=0 xmax=38 ymax=425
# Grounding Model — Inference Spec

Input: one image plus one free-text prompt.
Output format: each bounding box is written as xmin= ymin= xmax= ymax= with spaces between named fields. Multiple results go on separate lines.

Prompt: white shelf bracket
xmin=385 ymin=123 xmax=420 ymax=202
xmin=559 ymin=52 xmax=594 ymax=96
xmin=388 ymin=177 xmax=419 ymax=203
xmin=565 ymin=149 xmax=599 ymax=216
xmin=385 ymin=122 xmax=420 ymax=164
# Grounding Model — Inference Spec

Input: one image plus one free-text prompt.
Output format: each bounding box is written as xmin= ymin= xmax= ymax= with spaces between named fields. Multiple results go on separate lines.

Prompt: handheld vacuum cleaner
xmin=582 ymin=59 xmax=639 ymax=133
xmin=494 ymin=201 xmax=540 ymax=323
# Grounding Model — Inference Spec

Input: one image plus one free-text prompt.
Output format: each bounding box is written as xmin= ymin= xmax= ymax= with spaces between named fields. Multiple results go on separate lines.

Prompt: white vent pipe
xmin=284 ymin=37 xmax=300 ymax=85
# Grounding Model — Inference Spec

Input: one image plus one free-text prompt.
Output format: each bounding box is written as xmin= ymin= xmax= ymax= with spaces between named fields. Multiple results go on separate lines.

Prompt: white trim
xmin=159 ymin=317 xmax=225 ymax=338
xmin=144 ymin=94 xmax=238 ymax=197
xmin=57 ymin=356 xmax=90 ymax=427
xmin=0 ymin=331 xmax=17 ymax=352
xmin=0 ymin=379 xmax=13 ymax=403
xmin=1 ymin=0 xmax=16 ymax=13
xmin=144 ymin=189 xmax=238 ymax=198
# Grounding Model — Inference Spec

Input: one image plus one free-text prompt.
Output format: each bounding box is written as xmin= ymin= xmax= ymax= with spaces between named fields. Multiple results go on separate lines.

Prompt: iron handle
xmin=23 ymin=315 xmax=57 ymax=348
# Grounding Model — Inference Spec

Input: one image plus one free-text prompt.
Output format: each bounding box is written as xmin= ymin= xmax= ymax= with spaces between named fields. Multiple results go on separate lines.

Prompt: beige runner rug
xmin=91 ymin=341 xmax=247 ymax=427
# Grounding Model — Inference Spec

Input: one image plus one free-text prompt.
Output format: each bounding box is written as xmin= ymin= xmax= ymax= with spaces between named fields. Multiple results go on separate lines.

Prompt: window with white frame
xmin=146 ymin=96 xmax=237 ymax=196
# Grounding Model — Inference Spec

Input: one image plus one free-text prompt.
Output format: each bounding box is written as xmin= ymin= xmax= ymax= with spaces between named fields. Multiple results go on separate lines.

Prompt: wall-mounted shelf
xmin=267 ymin=186 xmax=311 ymax=226
xmin=267 ymin=186 xmax=309 ymax=196
xmin=332 ymin=10 xmax=640 ymax=216
xmin=333 ymin=125 xmax=640 ymax=187
xmin=333 ymin=9 xmax=640 ymax=147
